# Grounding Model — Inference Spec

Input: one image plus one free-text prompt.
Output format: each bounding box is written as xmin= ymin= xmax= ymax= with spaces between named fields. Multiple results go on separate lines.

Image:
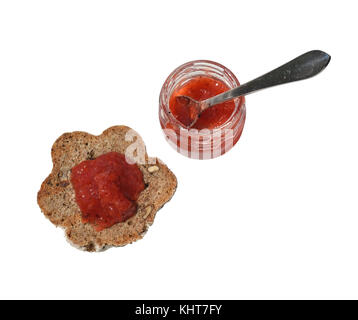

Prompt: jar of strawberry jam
xmin=159 ymin=60 xmax=246 ymax=159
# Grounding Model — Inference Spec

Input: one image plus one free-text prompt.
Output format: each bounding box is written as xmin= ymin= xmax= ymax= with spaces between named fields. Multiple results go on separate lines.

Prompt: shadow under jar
xmin=159 ymin=60 xmax=246 ymax=159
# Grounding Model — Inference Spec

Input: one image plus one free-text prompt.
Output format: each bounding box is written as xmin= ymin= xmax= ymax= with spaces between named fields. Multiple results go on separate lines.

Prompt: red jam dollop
xmin=169 ymin=76 xmax=236 ymax=130
xmin=71 ymin=152 xmax=145 ymax=231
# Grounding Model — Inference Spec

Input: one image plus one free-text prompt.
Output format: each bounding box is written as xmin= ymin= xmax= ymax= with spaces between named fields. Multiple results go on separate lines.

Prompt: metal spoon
xmin=174 ymin=50 xmax=331 ymax=128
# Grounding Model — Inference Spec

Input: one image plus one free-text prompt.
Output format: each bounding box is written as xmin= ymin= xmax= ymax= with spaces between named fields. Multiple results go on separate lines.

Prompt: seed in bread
xmin=37 ymin=125 xmax=177 ymax=252
xmin=148 ymin=165 xmax=160 ymax=173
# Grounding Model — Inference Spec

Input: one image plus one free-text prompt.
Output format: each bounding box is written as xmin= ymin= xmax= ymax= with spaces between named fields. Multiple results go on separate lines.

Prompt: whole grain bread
xmin=37 ymin=126 xmax=177 ymax=252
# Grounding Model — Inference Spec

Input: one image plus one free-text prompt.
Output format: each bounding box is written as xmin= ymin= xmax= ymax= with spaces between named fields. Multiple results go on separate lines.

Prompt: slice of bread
xmin=37 ymin=126 xmax=177 ymax=252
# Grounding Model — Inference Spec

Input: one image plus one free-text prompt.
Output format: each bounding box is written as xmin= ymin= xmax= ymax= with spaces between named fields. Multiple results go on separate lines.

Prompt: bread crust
xmin=37 ymin=126 xmax=177 ymax=252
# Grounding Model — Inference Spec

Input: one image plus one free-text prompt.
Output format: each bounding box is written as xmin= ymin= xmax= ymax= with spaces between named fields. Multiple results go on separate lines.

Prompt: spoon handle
xmin=205 ymin=50 xmax=331 ymax=107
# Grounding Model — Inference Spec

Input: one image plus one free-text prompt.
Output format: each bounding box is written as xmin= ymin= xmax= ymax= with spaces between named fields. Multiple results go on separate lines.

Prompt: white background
xmin=0 ymin=0 xmax=357 ymax=299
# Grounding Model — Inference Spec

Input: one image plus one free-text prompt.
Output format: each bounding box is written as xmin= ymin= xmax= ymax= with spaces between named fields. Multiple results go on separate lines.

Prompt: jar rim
xmin=159 ymin=59 xmax=245 ymax=134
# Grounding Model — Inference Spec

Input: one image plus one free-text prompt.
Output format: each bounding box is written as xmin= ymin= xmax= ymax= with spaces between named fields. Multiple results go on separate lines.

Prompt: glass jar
xmin=159 ymin=60 xmax=246 ymax=159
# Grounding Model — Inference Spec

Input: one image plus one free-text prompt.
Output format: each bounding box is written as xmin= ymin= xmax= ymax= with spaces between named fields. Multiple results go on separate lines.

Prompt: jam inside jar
xmin=159 ymin=60 xmax=246 ymax=159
